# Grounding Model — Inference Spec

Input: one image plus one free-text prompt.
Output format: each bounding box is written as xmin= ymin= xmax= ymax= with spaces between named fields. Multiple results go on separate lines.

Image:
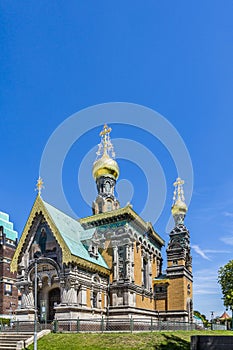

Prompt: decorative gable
xmin=11 ymin=195 xmax=109 ymax=275
xmin=11 ymin=195 xmax=72 ymax=272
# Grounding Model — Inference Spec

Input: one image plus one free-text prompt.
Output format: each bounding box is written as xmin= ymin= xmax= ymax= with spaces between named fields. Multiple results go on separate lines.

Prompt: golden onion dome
xmin=92 ymin=153 xmax=119 ymax=180
xmin=93 ymin=124 xmax=120 ymax=181
xmin=171 ymin=199 xmax=188 ymax=216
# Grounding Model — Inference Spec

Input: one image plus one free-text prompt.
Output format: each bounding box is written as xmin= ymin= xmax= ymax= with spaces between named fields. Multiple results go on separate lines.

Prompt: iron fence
xmin=0 ymin=318 xmax=198 ymax=333
xmin=53 ymin=317 xmax=197 ymax=333
xmin=0 ymin=320 xmax=52 ymax=333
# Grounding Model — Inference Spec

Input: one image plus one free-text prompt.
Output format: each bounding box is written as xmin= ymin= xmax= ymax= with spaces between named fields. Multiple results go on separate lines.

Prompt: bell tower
xmin=92 ymin=124 xmax=120 ymax=214
xmin=166 ymin=178 xmax=193 ymax=322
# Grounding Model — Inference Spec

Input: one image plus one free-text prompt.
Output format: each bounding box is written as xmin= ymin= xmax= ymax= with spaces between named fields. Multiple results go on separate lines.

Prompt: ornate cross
xmin=100 ymin=123 xmax=111 ymax=137
xmin=36 ymin=177 xmax=44 ymax=196
xmin=173 ymin=177 xmax=185 ymax=203
xmin=96 ymin=124 xmax=115 ymax=158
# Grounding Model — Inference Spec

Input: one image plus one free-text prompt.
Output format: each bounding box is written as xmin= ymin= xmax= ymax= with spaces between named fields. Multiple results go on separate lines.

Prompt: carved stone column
xmin=131 ymin=243 xmax=135 ymax=283
xmin=113 ymin=245 xmax=118 ymax=281
xmin=20 ymin=283 xmax=34 ymax=309
xmin=15 ymin=280 xmax=35 ymax=321
xmin=61 ymin=277 xmax=79 ymax=305
xmin=125 ymin=244 xmax=130 ymax=280
xmin=141 ymin=247 xmax=144 ymax=286
xmin=148 ymin=254 xmax=152 ymax=290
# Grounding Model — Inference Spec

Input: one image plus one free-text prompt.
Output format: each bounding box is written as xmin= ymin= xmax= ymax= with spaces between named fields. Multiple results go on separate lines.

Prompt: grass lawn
xmin=27 ymin=330 xmax=233 ymax=350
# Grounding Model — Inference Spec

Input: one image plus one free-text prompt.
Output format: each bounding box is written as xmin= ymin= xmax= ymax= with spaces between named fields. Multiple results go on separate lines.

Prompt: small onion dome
xmin=171 ymin=199 xmax=188 ymax=216
xmin=92 ymin=153 xmax=119 ymax=180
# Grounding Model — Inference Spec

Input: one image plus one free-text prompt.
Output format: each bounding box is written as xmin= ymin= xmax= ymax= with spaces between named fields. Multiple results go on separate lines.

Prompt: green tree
xmin=194 ymin=310 xmax=209 ymax=327
xmin=218 ymin=260 xmax=233 ymax=309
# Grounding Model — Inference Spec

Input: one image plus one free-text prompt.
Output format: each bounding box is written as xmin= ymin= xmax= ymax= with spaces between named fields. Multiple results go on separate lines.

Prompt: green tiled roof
xmin=0 ymin=211 xmax=18 ymax=241
xmin=0 ymin=218 xmax=13 ymax=230
xmin=0 ymin=212 xmax=9 ymax=222
xmin=43 ymin=201 xmax=109 ymax=269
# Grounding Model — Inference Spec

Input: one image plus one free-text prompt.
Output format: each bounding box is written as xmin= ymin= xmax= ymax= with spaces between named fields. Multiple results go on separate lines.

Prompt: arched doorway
xmin=48 ymin=288 xmax=60 ymax=321
xmin=187 ymin=298 xmax=193 ymax=323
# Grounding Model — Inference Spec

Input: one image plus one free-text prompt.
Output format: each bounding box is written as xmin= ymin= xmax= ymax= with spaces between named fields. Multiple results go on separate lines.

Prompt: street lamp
xmin=34 ymin=251 xmax=41 ymax=350
xmin=210 ymin=311 xmax=214 ymax=330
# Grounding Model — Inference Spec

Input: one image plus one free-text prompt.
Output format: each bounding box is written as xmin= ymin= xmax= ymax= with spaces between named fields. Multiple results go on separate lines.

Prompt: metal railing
xmin=0 ymin=320 xmax=52 ymax=333
xmin=0 ymin=317 xmax=198 ymax=333
xmin=53 ymin=317 xmax=197 ymax=333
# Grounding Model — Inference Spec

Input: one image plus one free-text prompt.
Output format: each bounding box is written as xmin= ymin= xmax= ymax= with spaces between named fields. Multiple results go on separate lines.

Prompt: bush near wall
xmin=0 ymin=318 xmax=10 ymax=326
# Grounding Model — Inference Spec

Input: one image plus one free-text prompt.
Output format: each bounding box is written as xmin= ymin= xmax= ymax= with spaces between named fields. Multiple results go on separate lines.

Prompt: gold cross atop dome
xmin=173 ymin=177 xmax=184 ymax=187
xmin=96 ymin=123 xmax=116 ymax=159
xmin=100 ymin=124 xmax=112 ymax=136
xmin=173 ymin=177 xmax=185 ymax=203
xmin=36 ymin=177 xmax=44 ymax=196
xmin=171 ymin=177 xmax=187 ymax=217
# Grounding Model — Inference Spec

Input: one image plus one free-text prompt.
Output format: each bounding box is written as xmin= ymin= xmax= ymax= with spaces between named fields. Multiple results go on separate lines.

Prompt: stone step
xmin=0 ymin=330 xmax=49 ymax=350
xmin=0 ymin=333 xmax=33 ymax=335
xmin=0 ymin=340 xmax=28 ymax=344
xmin=0 ymin=333 xmax=34 ymax=350
xmin=0 ymin=335 xmax=32 ymax=338
xmin=0 ymin=335 xmax=32 ymax=343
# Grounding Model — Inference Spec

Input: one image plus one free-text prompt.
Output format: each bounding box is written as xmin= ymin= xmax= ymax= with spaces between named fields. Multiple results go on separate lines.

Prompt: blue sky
xmin=1 ymin=1 xmax=233 ymax=319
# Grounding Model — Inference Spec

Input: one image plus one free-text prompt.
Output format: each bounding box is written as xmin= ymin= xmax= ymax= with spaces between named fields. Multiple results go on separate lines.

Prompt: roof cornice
xmin=79 ymin=205 xmax=165 ymax=247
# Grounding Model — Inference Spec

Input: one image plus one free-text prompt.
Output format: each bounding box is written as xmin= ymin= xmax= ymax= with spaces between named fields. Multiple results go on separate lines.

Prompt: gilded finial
xmin=100 ymin=124 xmax=112 ymax=137
xmin=96 ymin=124 xmax=116 ymax=159
xmin=92 ymin=124 xmax=119 ymax=180
xmin=173 ymin=177 xmax=185 ymax=204
xmin=171 ymin=177 xmax=187 ymax=224
xmin=36 ymin=177 xmax=44 ymax=196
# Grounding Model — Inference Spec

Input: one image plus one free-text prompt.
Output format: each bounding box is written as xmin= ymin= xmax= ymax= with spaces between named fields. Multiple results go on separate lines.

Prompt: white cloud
xmin=220 ymin=236 xmax=233 ymax=246
xmin=192 ymin=245 xmax=211 ymax=260
xmin=204 ymin=249 xmax=230 ymax=254
xmin=192 ymin=268 xmax=223 ymax=318
xmin=223 ymin=211 xmax=233 ymax=218
xmin=193 ymin=269 xmax=220 ymax=296
xmin=194 ymin=289 xmax=219 ymax=295
xmin=191 ymin=245 xmax=229 ymax=260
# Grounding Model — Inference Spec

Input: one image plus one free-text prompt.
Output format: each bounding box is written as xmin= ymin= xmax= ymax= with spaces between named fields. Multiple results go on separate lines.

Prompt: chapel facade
xmin=11 ymin=124 xmax=193 ymax=322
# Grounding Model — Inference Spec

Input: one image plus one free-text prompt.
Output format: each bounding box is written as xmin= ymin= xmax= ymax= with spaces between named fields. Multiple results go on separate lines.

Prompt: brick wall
xmin=0 ymin=242 xmax=18 ymax=315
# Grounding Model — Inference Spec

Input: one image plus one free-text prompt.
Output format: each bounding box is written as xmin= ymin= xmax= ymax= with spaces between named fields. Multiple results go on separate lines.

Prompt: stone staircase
xmin=0 ymin=332 xmax=33 ymax=350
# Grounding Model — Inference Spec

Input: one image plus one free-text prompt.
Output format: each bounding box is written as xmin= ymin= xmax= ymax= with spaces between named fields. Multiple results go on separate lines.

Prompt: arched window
xmin=143 ymin=258 xmax=148 ymax=289
xmin=187 ymin=298 xmax=193 ymax=322
xmin=106 ymin=200 xmax=112 ymax=212
xmin=98 ymin=202 xmax=103 ymax=213
xmin=105 ymin=181 xmax=111 ymax=193
xmin=92 ymin=291 xmax=97 ymax=308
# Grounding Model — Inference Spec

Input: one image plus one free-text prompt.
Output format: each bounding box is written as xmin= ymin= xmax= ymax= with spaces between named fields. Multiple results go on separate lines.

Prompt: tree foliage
xmin=194 ymin=310 xmax=209 ymax=327
xmin=218 ymin=259 xmax=233 ymax=308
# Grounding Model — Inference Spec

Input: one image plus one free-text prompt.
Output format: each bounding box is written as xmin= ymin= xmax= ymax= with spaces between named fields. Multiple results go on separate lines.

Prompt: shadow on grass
xmin=154 ymin=334 xmax=190 ymax=350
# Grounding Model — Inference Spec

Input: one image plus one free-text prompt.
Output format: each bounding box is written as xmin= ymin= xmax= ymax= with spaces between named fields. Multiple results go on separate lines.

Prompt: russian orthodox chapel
xmin=11 ymin=125 xmax=193 ymax=322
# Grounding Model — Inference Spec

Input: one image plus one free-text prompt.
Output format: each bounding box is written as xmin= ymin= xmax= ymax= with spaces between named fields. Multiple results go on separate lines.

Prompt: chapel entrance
xmin=48 ymin=288 xmax=60 ymax=321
